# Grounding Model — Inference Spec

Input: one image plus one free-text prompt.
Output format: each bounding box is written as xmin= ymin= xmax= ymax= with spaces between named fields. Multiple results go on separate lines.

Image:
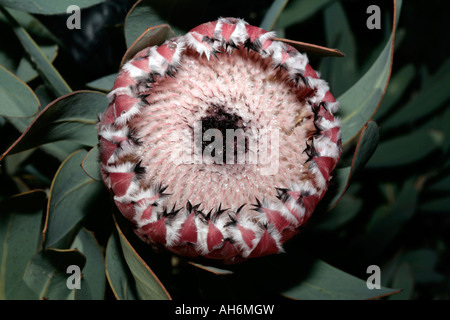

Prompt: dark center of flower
xmin=199 ymin=104 xmax=249 ymax=165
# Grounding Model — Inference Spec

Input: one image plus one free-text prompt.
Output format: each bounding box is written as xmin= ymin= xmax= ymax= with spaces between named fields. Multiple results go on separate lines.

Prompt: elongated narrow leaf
xmin=16 ymin=44 xmax=58 ymax=83
xmin=86 ymin=73 xmax=117 ymax=92
xmin=105 ymin=233 xmax=139 ymax=300
xmin=321 ymin=1 xmax=357 ymax=96
xmin=366 ymin=129 xmax=442 ymax=168
xmin=0 ymin=190 xmax=46 ymax=300
xmin=420 ymin=197 xmax=450 ymax=213
xmin=245 ymin=252 xmax=399 ymax=300
xmin=275 ymin=38 xmax=344 ymax=57
xmin=402 ymin=249 xmax=444 ymax=284
xmin=124 ymin=0 xmax=178 ymax=49
xmin=281 ymin=258 xmax=399 ymax=299
xmin=0 ymin=64 xmax=39 ymax=118
xmin=278 ymin=0 xmax=334 ymax=29
xmin=382 ymin=59 xmax=450 ymax=130
xmin=317 ymin=192 xmax=362 ymax=230
xmin=0 ymin=0 xmax=105 ymax=15
xmin=387 ymin=263 xmax=413 ymax=300
xmin=0 ymin=7 xmax=71 ymax=97
xmin=0 ymin=8 xmax=57 ymax=42
xmin=327 ymin=121 xmax=379 ymax=209
xmin=70 ymin=228 xmax=105 ymax=300
xmin=81 ymin=146 xmax=102 ymax=181
xmin=339 ymin=0 xmax=401 ymax=145
xmin=189 ymin=262 xmax=234 ymax=275
xmin=43 ymin=150 xmax=105 ymax=248
xmin=22 ymin=248 xmax=86 ymax=300
xmin=374 ymin=64 xmax=415 ymax=121
xmin=359 ymin=180 xmax=417 ymax=261
xmin=0 ymin=91 xmax=107 ymax=159
xmin=115 ymin=220 xmax=171 ymax=300
xmin=260 ymin=0 xmax=289 ymax=31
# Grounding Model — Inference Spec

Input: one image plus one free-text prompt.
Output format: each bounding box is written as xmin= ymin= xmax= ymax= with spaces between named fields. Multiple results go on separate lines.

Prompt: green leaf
xmin=124 ymin=0 xmax=178 ymax=49
xmin=0 ymin=0 xmax=105 ymax=15
xmin=317 ymin=192 xmax=362 ymax=230
xmin=22 ymin=248 xmax=86 ymax=300
xmin=0 ymin=190 xmax=46 ymax=300
xmin=1 ymin=91 xmax=107 ymax=158
xmin=0 ymin=9 xmax=59 ymax=83
xmin=374 ymin=64 xmax=415 ymax=121
xmin=402 ymin=249 xmax=444 ymax=284
xmin=428 ymin=174 xmax=450 ymax=192
xmin=420 ymin=197 xmax=450 ymax=214
xmin=382 ymin=59 xmax=450 ymax=130
xmin=0 ymin=64 xmax=39 ymax=118
xmin=277 ymin=0 xmax=335 ymax=29
xmin=327 ymin=121 xmax=379 ymax=209
xmin=327 ymin=166 xmax=350 ymax=210
xmin=105 ymin=232 xmax=139 ymax=300
xmin=0 ymin=8 xmax=57 ymax=41
xmin=40 ymin=140 xmax=86 ymax=162
xmin=321 ymin=1 xmax=357 ymax=97
xmin=362 ymin=180 xmax=417 ymax=259
xmin=366 ymin=129 xmax=442 ymax=168
xmin=81 ymin=146 xmax=102 ymax=181
xmin=44 ymin=150 xmax=105 ymax=248
xmin=0 ymin=6 xmax=71 ymax=97
xmin=16 ymin=44 xmax=58 ymax=83
xmin=254 ymin=253 xmax=399 ymax=299
xmin=70 ymin=228 xmax=105 ymax=300
xmin=188 ymin=262 xmax=234 ymax=275
xmin=86 ymin=73 xmax=117 ymax=92
xmin=338 ymin=0 xmax=401 ymax=145
xmin=387 ymin=263 xmax=413 ymax=300
xmin=116 ymin=222 xmax=171 ymax=300
xmin=276 ymin=38 xmax=344 ymax=57
xmin=260 ymin=0 xmax=289 ymax=31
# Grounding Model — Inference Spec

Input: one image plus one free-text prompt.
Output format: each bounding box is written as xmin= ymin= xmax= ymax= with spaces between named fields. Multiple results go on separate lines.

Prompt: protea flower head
xmin=97 ymin=18 xmax=341 ymax=264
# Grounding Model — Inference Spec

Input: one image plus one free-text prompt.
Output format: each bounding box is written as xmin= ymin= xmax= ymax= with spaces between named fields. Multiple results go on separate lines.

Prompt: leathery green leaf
xmin=16 ymin=44 xmax=58 ymax=83
xmin=327 ymin=121 xmax=379 ymax=210
xmin=338 ymin=0 xmax=401 ymax=145
xmin=22 ymin=248 xmax=86 ymax=300
xmin=0 ymin=190 xmax=46 ymax=300
xmin=43 ymin=150 xmax=105 ymax=248
xmin=105 ymin=232 xmax=139 ymax=300
xmin=70 ymin=228 xmax=105 ymax=300
xmin=86 ymin=73 xmax=117 ymax=92
xmin=382 ymin=59 xmax=450 ymax=130
xmin=278 ymin=0 xmax=335 ymax=29
xmin=387 ymin=263 xmax=414 ymax=300
xmin=124 ymin=0 xmax=177 ymax=49
xmin=81 ymin=146 xmax=102 ymax=181
xmin=0 ymin=6 xmax=71 ymax=97
xmin=0 ymin=64 xmax=39 ymax=118
xmin=260 ymin=0 xmax=289 ymax=31
xmin=366 ymin=129 xmax=442 ymax=168
xmin=374 ymin=64 xmax=415 ymax=121
xmin=321 ymin=1 xmax=357 ymax=97
xmin=281 ymin=258 xmax=399 ymax=299
xmin=0 ymin=0 xmax=105 ymax=15
xmin=246 ymin=252 xmax=399 ymax=299
xmin=0 ymin=91 xmax=107 ymax=159
xmin=188 ymin=262 xmax=234 ymax=275
xmin=115 ymin=220 xmax=171 ymax=300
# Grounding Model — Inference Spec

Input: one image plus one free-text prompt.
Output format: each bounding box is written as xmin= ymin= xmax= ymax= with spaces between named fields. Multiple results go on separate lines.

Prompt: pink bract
xmin=97 ymin=18 xmax=341 ymax=263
